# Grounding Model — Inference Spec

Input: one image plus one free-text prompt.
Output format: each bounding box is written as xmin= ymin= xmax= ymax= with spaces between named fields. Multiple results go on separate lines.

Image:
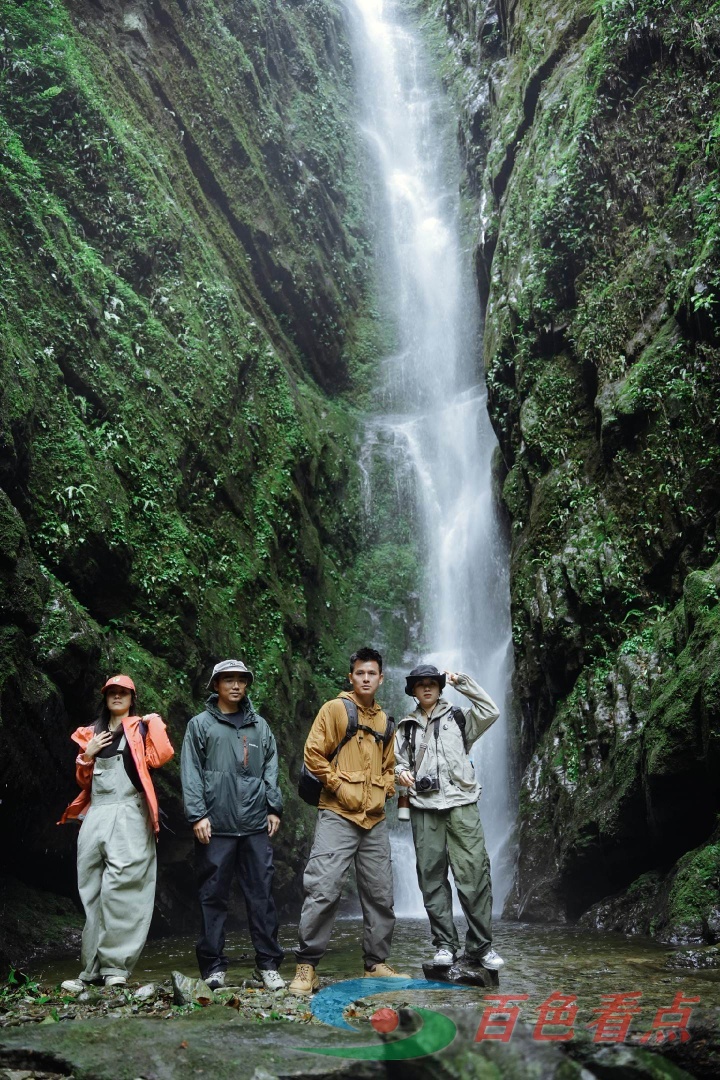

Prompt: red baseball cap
xmin=101 ymin=674 xmax=136 ymax=694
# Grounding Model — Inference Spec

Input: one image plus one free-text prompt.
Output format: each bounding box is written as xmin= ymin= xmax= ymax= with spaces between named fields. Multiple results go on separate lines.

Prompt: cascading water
xmin=347 ymin=0 xmax=516 ymax=916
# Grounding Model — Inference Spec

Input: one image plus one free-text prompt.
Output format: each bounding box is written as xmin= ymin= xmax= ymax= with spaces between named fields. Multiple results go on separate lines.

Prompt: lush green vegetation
xmin=0 ymin=0 xmax=390 ymax=937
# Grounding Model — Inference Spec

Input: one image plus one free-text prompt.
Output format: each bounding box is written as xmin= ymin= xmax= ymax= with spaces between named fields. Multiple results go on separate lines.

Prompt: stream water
xmin=347 ymin=0 xmax=515 ymax=912
xmin=36 ymin=917 xmax=720 ymax=1047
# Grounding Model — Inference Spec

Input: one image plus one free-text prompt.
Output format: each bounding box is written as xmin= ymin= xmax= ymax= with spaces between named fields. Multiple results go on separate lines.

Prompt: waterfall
xmin=347 ymin=0 xmax=515 ymax=916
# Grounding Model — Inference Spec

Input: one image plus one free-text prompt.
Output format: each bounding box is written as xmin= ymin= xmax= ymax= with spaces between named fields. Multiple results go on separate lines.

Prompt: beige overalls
xmin=77 ymin=734 xmax=156 ymax=980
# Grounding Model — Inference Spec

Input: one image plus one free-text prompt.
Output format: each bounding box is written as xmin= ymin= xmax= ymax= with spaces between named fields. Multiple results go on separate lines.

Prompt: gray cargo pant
xmin=77 ymin=747 xmax=156 ymax=980
xmin=295 ymin=809 xmax=395 ymax=967
xmin=411 ymin=801 xmax=493 ymax=960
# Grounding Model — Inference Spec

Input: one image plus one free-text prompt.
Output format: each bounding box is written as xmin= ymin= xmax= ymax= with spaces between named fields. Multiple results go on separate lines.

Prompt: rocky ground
xmin=0 ymin=971 xmax=317 ymax=1030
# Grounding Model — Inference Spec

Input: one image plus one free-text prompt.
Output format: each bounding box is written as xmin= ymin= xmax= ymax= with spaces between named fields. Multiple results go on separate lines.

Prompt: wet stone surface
xmin=421 ymin=960 xmax=500 ymax=987
xmin=0 ymin=921 xmax=718 ymax=1077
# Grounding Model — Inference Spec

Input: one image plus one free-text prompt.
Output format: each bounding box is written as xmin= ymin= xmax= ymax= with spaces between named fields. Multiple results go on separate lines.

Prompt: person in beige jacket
xmin=395 ymin=665 xmax=504 ymax=971
xmin=288 ymin=647 xmax=407 ymax=994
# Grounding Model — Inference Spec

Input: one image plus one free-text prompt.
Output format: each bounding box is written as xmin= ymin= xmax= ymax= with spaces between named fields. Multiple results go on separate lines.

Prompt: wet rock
xmin=171 ymin=971 xmax=213 ymax=1007
xmin=0 ymin=1012 xmax=357 ymax=1079
xmin=576 ymin=1042 xmax=698 ymax=1079
xmin=75 ymin=988 xmax=101 ymax=1004
xmin=666 ymin=945 xmax=720 ymax=970
xmin=212 ymin=988 xmax=241 ymax=1007
xmin=421 ymin=960 xmax=499 ymax=988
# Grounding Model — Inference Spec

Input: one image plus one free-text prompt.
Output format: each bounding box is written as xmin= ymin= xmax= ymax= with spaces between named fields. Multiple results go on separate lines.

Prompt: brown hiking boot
xmin=288 ymin=963 xmax=319 ymax=995
xmin=363 ymin=962 xmax=410 ymax=978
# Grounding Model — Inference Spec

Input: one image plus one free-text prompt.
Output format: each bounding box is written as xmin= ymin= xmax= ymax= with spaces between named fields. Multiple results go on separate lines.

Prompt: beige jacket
xmin=304 ymin=691 xmax=395 ymax=830
xmin=394 ymin=673 xmax=499 ymax=811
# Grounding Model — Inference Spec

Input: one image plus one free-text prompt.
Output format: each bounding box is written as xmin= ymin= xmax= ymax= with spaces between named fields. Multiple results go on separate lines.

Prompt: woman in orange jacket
xmin=58 ymin=674 xmax=174 ymax=992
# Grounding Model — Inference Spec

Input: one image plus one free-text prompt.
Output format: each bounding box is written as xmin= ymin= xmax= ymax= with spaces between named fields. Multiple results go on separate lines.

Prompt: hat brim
xmin=101 ymin=680 xmax=136 ymax=694
xmin=207 ymin=671 xmax=254 ymax=690
xmin=405 ymin=674 xmax=446 ymax=696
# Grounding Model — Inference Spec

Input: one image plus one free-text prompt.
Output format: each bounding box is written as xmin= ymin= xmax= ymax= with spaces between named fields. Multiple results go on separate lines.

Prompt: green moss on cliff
xmin=0 ymin=0 xmax=382 ymax=920
xmin=421 ymin=0 xmax=720 ymax=931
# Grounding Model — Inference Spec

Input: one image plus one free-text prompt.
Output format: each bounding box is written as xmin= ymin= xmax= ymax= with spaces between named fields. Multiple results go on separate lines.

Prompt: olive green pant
xmin=410 ymin=801 xmax=493 ymax=960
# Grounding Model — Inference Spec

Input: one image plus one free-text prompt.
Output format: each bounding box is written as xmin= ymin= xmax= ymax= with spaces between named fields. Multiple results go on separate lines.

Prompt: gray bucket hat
xmin=207 ymin=659 xmax=254 ymax=690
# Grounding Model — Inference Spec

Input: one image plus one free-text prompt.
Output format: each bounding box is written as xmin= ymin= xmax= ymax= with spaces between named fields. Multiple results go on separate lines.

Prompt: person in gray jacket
xmin=395 ymin=665 xmax=504 ymax=971
xmin=181 ymin=660 xmax=285 ymax=992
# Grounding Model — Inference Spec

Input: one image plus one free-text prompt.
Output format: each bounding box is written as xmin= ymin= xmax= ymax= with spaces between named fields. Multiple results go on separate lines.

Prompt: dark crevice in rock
xmin=491 ymin=14 xmax=595 ymax=206
xmin=147 ymin=76 xmax=349 ymax=393
xmin=150 ymin=0 xmax=199 ymax=67
xmin=0 ymin=1050 xmax=74 ymax=1075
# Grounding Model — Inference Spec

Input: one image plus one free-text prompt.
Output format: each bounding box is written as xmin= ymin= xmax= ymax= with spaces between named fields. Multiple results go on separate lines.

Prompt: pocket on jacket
xmin=367 ymin=777 xmax=386 ymax=818
xmin=452 ymin=759 xmax=478 ymax=792
xmin=335 ymin=770 xmax=365 ymax=813
xmin=203 ymin=770 xmax=236 ymax=830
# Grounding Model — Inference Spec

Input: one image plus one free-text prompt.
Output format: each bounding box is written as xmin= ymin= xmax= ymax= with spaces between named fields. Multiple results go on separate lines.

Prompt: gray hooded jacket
xmin=394 ymin=673 xmax=500 ymax=811
xmin=181 ymin=695 xmax=282 ymax=836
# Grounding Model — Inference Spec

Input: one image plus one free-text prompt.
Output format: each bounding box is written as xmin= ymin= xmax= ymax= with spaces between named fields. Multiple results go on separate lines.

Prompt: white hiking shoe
xmin=104 ymin=975 xmax=127 ymax=988
xmin=432 ymin=948 xmax=456 ymax=967
xmin=480 ymin=948 xmax=505 ymax=970
xmin=61 ymin=978 xmax=86 ymax=994
xmin=205 ymin=970 xmax=226 ymax=990
xmin=256 ymin=968 xmax=286 ymax=991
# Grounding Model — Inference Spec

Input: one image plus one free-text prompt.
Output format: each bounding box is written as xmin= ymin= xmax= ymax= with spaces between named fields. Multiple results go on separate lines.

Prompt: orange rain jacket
xmin=58 ymin=713 xmax=174 ymax=836
xmin=304 ymin=691 xmax=395 ymax=830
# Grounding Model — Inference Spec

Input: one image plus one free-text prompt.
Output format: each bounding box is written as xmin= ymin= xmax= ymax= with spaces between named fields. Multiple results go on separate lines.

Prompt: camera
xmin=415 ymin=774 xmax=440 ymax=794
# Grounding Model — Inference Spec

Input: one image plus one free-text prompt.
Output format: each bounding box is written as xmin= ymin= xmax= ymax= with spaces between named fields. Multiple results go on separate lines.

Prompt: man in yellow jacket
xmin=289 ymin=647 xmax=407 ymax=994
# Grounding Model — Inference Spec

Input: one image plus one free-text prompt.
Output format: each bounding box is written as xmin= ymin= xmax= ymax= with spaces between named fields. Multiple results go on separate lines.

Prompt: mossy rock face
xmin=413 ymin=0 xmax=720 ymax=931
xmin=0 ymin=0 xmax=384 ymax=934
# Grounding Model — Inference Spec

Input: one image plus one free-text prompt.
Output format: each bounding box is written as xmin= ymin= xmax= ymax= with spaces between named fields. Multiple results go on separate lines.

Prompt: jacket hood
xmin=339 ymin=689 xmax=382 ymax=715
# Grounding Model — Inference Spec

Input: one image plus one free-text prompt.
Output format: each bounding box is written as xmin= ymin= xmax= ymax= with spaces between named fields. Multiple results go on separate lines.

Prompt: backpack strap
xmin=452 ymin=707 xmax=469 ymax=754
xmin=329 ymin=700 xmax=394 ymax=761
xmin=383 ymin=715 xmax=395 ymax=746
xmin=328 ymin=698 xmax=359 ymax=763
xmin=406 ymin=724 xmax=418 ymax=768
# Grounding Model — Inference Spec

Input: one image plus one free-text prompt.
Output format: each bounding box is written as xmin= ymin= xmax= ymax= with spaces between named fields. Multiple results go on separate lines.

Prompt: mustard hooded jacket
xmin=304 ymin=691 xmax=395 ymax=829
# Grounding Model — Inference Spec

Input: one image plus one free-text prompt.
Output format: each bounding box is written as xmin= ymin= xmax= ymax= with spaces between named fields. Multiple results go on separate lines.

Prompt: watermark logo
xmin=295 ymin=977 xmax=467 ymax=1060
xmin=295 ymin=983 xmax=701 ymax=1059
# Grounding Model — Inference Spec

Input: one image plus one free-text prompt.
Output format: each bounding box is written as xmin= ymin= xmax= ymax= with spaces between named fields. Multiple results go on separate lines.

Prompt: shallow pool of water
xmin=35 ymin=917 xmax=720 ymax=1034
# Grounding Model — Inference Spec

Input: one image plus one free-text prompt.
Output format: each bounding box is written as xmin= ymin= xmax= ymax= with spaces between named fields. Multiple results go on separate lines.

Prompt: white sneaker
xmin=61 ymin=978 xmax=86 ymax=994
xmin=104 ymin=975 xmax=127 ymax=988
xmin=256 ymin=968 xmax=285 ymax=991
xmin=205 ymin=970 xmax=226 ymax=990
xmin=480 ymin=948 xmax=504 ymax=970
xmin=432 ymin=948 xmax=456 ymax=967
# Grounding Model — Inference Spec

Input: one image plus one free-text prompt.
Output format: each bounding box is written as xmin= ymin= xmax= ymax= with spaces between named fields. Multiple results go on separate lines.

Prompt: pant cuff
xmin=294 ymin=953 xmax=321 ymax=967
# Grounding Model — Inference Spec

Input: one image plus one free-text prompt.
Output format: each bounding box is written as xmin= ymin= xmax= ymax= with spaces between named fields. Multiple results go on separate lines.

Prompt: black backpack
xmin=297 ymin=698 xmax=395 ymax=806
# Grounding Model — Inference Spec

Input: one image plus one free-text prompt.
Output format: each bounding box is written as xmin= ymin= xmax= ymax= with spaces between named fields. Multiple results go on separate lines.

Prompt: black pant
xmin=195 ymin=832 xmax=284 ymax=978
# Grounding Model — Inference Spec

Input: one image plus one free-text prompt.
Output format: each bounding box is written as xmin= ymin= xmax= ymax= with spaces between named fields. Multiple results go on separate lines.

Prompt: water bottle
xmin=397 ymin=793 xmax=411 ymax=821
